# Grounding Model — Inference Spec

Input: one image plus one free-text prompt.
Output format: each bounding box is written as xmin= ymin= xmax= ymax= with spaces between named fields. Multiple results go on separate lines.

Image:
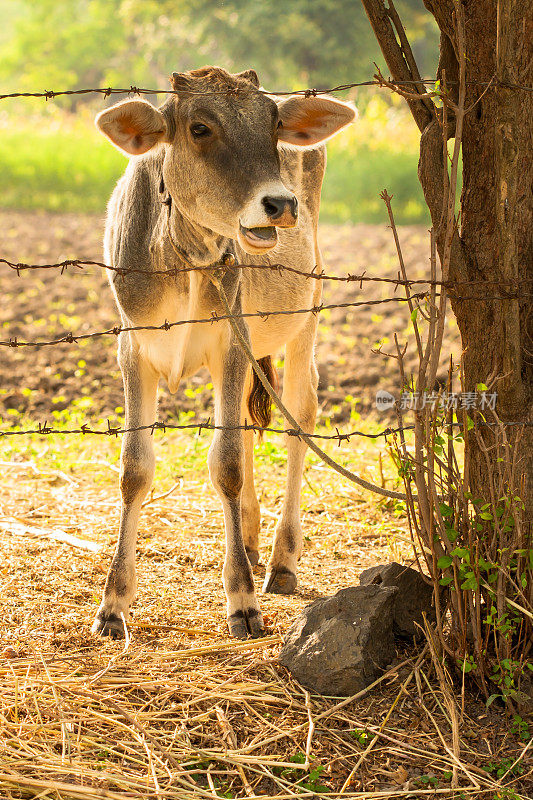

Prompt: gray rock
xmin=359 ymin=562 xmax=435 ymax=638
xmin=278 ymin=585 xmax=397 ymax=696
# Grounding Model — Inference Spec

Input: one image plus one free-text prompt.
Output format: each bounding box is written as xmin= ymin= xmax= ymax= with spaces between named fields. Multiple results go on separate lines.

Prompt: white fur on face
xmin=239 ymin=181 xmax=296 ymax=230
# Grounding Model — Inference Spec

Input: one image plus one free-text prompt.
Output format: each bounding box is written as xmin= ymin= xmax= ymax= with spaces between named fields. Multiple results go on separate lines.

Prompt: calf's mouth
xmin=238 ymin=223 xmax=278 ymax=253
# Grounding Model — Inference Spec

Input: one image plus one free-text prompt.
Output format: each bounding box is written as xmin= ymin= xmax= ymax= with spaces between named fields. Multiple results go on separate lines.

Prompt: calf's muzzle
xmin=262 ymin=195 xmax=298 ymax=227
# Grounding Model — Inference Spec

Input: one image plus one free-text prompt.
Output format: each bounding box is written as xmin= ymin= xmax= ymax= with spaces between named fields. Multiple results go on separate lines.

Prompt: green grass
xmin=321 ymin=142 xmax=426 ymax=224
xmin=321 ymin=94 xmax=429 ymax=224
xmin=0 ymin=112 xmax=126 ymax=213
xmin=0 ymin=96 xmax=428 ymax=223
xmin=0 ymin=396 xmax=405 ymax=501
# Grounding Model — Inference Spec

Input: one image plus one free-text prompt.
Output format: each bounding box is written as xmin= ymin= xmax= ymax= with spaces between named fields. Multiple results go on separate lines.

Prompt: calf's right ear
xmin=95 ymin=99 xmax=168 ymax=156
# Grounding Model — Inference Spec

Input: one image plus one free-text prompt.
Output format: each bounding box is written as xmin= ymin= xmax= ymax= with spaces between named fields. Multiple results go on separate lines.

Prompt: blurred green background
xmin=0 ymin=0 xmax=438 ymax=224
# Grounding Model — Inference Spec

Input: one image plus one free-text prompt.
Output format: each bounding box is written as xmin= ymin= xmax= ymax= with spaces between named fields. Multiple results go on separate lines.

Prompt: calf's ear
xmin=277 ymin=95 xmax=357 ymax=147
xmin=95 ymin=99 xmax=168 ymax=156
xmin=234 ymin=69 xmax=260 ymax=87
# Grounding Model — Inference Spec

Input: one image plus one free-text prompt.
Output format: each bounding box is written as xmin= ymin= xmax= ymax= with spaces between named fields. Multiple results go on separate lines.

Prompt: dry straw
xmin=1 ymin=628 xmax=529 ymax=798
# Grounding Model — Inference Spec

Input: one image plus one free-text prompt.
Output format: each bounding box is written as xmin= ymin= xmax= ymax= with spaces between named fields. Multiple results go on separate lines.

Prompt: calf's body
xmin=92 ymin=67 xmax=355 ymax=638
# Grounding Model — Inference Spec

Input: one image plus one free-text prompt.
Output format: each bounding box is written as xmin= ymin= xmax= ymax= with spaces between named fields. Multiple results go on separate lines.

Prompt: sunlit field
xmin=0 ymin=93 xmax=526 ymax=800
xmin=0 ymin=94 xmax=428 ymax=224
xmin=1 ymin=0 xmax=531 ymax=798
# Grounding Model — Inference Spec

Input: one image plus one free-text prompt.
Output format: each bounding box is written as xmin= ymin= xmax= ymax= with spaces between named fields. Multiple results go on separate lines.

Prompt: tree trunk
xmin=453 ymin=0 xmax=532 ymax=522
xmin=362 ymin=0 xmax=533 ymax=524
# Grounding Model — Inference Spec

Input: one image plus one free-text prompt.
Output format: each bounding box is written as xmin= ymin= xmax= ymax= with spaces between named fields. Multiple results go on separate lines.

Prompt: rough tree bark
xmin=362 ymin=0 xmax=533 ymax=523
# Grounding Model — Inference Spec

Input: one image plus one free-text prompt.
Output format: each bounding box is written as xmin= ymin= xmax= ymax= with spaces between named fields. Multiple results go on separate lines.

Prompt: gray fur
xmin=91 ymin=67 xmax=356 ymax=639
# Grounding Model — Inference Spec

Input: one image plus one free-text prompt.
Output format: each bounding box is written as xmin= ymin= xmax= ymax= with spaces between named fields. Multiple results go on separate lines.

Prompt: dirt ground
xmin=0 ymin=212 xmax=529 ymax=799
xmin=0 ymin=432 xmax=530 ymax=799
xmin=0 ymin=209 xmax=460 ymax=426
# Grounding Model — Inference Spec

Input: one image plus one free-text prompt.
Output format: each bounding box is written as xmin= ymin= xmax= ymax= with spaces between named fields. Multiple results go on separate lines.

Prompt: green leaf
xmin=411 ymin=307 xmax=418 ymax=322
xmin=289 ymin=752 xmax=306 ymax=764
xmin=439 ymin=575 xmax=453 ymax=586
xmin=446 ymin=527 xmax=459 ymax=542
xmin=302 ymin=783 xmax=330 ymax=793
xmin=439 ymin=502 xmax=453 ymax=518
xmin=437 ymin=556 xmax=453 ymax=569
xmin=451 ymin=547 xmax=469 ymax=560
xmin=460 ymin=573 xmax=478 ymax=590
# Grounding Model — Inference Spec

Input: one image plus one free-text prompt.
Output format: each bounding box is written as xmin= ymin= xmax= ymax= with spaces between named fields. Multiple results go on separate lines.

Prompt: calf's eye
xmin=190 ymin=123 xmax=211 ymax=138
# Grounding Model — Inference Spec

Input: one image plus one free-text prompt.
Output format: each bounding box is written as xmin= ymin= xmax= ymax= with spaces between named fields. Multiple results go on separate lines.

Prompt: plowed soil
xmin=0 ymin=209 xmax=459 ymax=427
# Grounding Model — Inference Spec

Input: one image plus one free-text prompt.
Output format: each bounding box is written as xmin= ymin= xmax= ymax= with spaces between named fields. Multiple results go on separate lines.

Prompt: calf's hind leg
xmin=92 ymin=338 xmax=158 ymax=638
xmin=263 ymin=316 xmax=318 ymax=594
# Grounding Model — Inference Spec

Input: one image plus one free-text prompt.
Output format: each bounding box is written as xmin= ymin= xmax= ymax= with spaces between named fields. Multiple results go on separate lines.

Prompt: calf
xmin=92 ymin=67 xmax=355 ymax=639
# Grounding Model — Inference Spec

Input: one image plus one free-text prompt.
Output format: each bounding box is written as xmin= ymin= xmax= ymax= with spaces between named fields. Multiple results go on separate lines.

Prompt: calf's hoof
xmin=92 ymin=610 xmax=126 ymax=639
xmin=228 ymin=608 xmax=264 ymax=639
xmin=245 ymin=547 xmax=260 ymax=567
xmin=263 ymin=567 xmax=297 ymax=595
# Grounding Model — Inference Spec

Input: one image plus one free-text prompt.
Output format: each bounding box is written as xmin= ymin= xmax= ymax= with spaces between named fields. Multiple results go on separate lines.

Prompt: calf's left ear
xmin=277 ymin=95 xmax=357 ymax=147
xmin=95 ymin=99 xmax=168 ymax=156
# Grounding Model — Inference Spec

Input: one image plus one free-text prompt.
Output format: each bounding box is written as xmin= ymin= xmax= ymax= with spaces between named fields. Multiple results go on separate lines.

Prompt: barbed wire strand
xmin=1 ymin=78 xmax=531 ymax=102
xmin=2 ymin=255 xmax=533 ymax=294
xmin=0 ymin=417 xmax=529 ymax=442
xmin=2 ymin=286 xmax=530 ymax=350
xmin=1 ymin=294 xmax=432 ymax=349
xmin=4 ymin=282 xmax=533 ymax=349
xmin=0 ymin=419 xmax=408 ymax=442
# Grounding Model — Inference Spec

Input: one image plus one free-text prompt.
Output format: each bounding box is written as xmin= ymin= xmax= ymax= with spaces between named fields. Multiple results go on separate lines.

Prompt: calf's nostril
xmin=289 ymin=196 xmax=298 ymax=218
xmin=262 ymin=196 xmax=284 ymax=218
xmin=262 ymin=195 xmax=298 ymax=221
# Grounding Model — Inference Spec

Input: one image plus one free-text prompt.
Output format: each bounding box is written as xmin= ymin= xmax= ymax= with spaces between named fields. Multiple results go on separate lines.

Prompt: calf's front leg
xmin=263 ymin=315 xmax=319 ymax=594
xmin=208 ymin=323 xmax=264 ymax=639
xmin=92 ymin=338 xmax=158 ymax=638
xmin=240 ymin=372 xmax=261 ymax=566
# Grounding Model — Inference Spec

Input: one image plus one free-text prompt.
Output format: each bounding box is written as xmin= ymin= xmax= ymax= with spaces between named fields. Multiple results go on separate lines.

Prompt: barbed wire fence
xmin=1 ymin=75 xmax=531 ymax=101
xmin=0 ymin=269 xmax=530 ymax=440
xmin=1 ymin=71 xmax=531 ymax=500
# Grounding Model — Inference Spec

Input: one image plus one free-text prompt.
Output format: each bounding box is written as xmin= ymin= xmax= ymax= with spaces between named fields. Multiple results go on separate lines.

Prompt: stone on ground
xmin=359 ymin=562 xmax=435 ymax=638
xmin=278 ymin=585 xmax=397 ymax=696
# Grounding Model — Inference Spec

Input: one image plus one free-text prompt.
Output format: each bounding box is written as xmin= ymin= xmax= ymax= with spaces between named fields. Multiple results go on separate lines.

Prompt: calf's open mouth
xmin=238 ymin=223 xmax=278 ymax=252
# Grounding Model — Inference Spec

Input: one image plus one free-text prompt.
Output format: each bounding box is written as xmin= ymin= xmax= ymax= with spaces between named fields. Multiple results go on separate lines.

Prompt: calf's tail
xmin=247 ymin=356 xmax=278 ymax=432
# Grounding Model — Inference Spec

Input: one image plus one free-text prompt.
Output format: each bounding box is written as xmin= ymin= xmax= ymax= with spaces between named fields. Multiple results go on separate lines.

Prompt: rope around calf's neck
xmin=213 ymin=276 xmax=412 ymax=502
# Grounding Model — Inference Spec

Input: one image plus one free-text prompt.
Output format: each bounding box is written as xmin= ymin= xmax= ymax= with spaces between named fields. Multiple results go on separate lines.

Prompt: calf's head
xmin=96 ymin=67 xmax=356 ymax=254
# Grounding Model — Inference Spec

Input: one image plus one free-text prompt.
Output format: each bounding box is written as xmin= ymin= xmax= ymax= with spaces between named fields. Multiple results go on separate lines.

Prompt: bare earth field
xmin=0 ymin=209 xmax=460 ymax=423
xmin=0 ymin=212 xmax=529 ymax=799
